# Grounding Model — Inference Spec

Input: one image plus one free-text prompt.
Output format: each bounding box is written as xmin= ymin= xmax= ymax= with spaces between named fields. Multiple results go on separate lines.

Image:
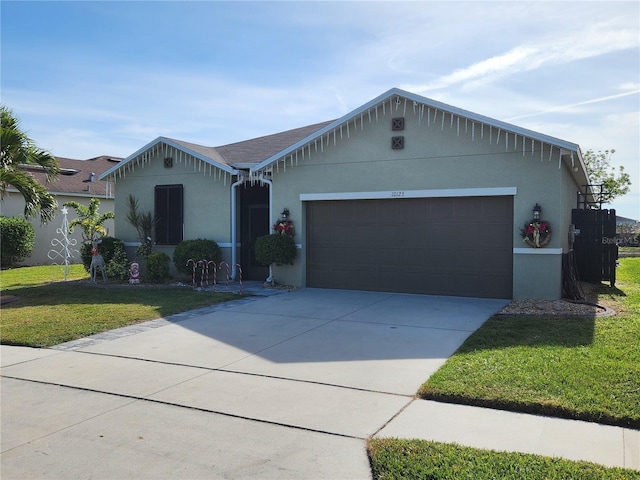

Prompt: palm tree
xmin=1 ymin=106 xmax=60 ymax=223
xmin=64 ymin=197 xmax=115 ymax=242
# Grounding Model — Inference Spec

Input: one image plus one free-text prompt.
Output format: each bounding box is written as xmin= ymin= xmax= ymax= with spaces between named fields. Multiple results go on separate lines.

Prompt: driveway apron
xmin=1 ymin=288 xmax=507 ymax=479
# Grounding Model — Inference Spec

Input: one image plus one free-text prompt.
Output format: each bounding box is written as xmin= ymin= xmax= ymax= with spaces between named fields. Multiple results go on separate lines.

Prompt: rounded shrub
xmin=254 ymin=234 xmax=297 ymax=266
xmin=146 ymin=252 xmax=171 ymax=283
xmin=173 ymin=238 xmax=222 ymax=276
xmin=0 ymin=216 xmax=35 ymax=268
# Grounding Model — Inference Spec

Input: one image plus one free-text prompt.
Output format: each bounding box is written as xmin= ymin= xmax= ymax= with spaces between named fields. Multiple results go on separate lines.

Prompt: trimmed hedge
xmin=254 ymin=234 xmax=297 ymax=266
xmin=0 ymin=216 xmax=35 ymax=268
xmin=173 ymin=238 xmax=222 ymax=276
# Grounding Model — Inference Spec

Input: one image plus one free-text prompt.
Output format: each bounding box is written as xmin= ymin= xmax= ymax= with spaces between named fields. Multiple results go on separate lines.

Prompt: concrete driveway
xmin=1 ymin=288 xmax=507 ymax=479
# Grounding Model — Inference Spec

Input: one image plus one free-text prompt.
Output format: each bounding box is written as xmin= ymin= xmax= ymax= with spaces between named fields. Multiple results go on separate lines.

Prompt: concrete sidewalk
xmin=2 ymin=288 xmax=638 ymax=478
xmin=375 ymin=399 xmax=640 ymax=470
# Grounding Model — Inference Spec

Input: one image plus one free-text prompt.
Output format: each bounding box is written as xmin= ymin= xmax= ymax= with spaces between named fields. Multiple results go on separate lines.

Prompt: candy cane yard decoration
xmin=186 ymin=258 xmax=241 ymax=293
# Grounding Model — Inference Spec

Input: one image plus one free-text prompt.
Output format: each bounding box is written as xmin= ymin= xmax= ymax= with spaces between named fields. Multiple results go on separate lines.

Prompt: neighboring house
xmin=616 ymin=215 xmax=639 ymax=227
xmin=100 ymin=88 xmax=595 ymax=300
xmin=616 ymin=215 xmax=640 ymax=246
xmin=2 ymin=155 xmax=120 ymax=265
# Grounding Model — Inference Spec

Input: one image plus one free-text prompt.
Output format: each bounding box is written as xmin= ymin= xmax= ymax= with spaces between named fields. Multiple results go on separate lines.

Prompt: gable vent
xmin=391 ymin=136 xmax=405 ymax=150
xmin=392 ymin=117 xmax=405 ymax=131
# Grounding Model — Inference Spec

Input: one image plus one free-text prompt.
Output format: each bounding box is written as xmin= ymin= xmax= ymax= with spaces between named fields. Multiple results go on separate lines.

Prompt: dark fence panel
xmin=571 ymin=209 xmax=617 ymax=286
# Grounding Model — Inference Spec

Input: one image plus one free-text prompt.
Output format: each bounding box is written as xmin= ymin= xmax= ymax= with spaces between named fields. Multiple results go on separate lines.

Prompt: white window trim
xmin=300 ymin=187 xmax=517 ymax=201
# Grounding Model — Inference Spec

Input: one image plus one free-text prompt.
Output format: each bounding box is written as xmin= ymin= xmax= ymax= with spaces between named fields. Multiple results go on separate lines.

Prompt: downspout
xmin=230 ymin=174 xmax=243 ymax=280
xmin=260 ymin=174 xmax=274 ymax=283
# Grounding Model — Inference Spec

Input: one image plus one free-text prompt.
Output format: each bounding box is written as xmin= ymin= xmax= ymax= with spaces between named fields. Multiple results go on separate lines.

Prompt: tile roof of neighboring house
xmin=22 ymin=155 xmax=122 ymax=197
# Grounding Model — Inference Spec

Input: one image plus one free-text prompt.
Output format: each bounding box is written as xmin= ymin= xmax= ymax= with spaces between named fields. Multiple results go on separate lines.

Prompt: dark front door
xmin=240 ymin=185 xmax=270 ymax=281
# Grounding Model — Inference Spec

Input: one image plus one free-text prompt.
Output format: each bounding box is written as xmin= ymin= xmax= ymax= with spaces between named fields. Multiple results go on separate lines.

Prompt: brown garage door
xmin=306 ymin=196 xmax=513 ymax=298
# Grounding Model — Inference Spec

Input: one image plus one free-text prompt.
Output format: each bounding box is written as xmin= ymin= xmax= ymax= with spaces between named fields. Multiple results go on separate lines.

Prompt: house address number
xmin=391 ymin=191 xmax=405 ymax=198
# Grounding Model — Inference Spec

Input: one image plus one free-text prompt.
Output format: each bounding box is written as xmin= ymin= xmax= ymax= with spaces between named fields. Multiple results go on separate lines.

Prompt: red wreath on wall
xmin=274 ymin=220 xmax=295 ymax=237
xmin=521 ymin=220 xmax=552 ymax=248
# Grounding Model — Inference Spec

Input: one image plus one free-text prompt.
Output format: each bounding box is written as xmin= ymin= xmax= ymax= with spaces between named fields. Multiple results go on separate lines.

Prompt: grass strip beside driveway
xmin=418 ymin=257 xmax=640 ymax=429
xmin=368 ymin=439 xmax=640 ymax=480
xmin=0 ymin=265 xmax=242 ymax=347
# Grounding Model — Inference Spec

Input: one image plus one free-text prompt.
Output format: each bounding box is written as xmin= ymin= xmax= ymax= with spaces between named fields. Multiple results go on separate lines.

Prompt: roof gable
xmin=99 ymin=87 xmax=590 ymax=191
xmin=99 ymin=122 xmax=334 ymax=181
xmin=99 ymin=137 xmax=238 ymax=182
xmin=249 ymin=88 xmax=588 ymax=186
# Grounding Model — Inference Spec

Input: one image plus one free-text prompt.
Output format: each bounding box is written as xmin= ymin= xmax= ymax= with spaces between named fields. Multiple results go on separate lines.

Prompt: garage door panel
xmin=483 ymin=224 xmax=512 ymax=244
xmin=306 ymin=197 xmax=513 ymax=298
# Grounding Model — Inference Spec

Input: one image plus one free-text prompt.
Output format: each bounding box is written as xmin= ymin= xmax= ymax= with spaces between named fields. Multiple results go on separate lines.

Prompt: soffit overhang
xmin=99 ymin=136 xmax=238 ymax=182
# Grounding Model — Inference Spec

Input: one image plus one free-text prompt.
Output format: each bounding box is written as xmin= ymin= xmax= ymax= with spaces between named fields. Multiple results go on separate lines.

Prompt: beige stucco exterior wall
xmin=267 ymin=106 xmax=581 ymax=299
xmin=1 ymin=192 xmax=115 ymax=266
xmin=110 ymin=152 xmax=233 ymax=274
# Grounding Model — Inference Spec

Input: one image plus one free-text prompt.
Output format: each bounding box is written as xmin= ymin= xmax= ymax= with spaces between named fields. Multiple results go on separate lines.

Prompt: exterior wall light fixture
xmin=533 ymin=203 xmax=542 ymax=222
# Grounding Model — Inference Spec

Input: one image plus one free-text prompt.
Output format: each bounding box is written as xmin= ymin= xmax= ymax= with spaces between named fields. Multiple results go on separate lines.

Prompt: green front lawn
xmin=369 ymin=258 xmax=640 ymax=478
xmin=418 ymin=257 xmax=640 ymax=428
xmin=368 ymin=439 xmax=639 ymax=480
xmin=0 ymin=264 xmax=242 ymax=347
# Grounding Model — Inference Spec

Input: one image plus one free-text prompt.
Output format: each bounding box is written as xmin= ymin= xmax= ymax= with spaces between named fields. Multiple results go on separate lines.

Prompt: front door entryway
xmin=240 ymin=184 xmax=270 ymax=281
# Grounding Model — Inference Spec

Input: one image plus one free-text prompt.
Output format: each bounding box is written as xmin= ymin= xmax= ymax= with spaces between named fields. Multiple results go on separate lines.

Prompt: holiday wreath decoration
xmin=521 ymin=220 xmax=552 ymax=248
xmin=273 ymin=219 xmax=295 ymax=237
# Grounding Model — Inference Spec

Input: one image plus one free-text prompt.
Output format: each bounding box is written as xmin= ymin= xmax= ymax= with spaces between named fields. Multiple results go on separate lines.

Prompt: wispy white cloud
xmin=2 ymin=1 xmax=638 ymax=218
xmin=403 ymin=19 xmax=639 ymax=94
xmin=506 ymin=90 xmax=640 ymax=121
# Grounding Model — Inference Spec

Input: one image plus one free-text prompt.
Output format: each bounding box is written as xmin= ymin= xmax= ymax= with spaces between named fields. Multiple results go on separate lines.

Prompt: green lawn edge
xmin=0 ymin=264 xmax=246 ymax=347
xmin=417 ymin=257 xmax=640 ymax=429
xmin=368 ymin=439 xmax=640 ymax=480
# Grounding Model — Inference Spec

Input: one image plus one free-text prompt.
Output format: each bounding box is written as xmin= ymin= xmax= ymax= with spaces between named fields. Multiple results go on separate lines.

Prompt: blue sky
xmin=2 ymin=1 xmax=639 ymax=219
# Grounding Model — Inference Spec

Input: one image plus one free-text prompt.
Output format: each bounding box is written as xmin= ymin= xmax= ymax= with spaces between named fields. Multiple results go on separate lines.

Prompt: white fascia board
xmin=2 ymin=188 xmax=112 ymax=199
xmin=513 ymin=248 xmax=563 ymax=255
xmin=99 ymin=137 xmax=164 ymax=180
xmin=300 ymin=187 xmax=517 ymax=202
xmin=54 ymin=192 xmax=113 ymax=199
xmin=250 ymin=89 xmax=402 ymax=173
xmin=250 ymin=87 xmax=581 ymax=175
xmin=394 ymin=88 xmax=581 ymax=152
xmin=98 ymin=136 xmax=238 ymax=180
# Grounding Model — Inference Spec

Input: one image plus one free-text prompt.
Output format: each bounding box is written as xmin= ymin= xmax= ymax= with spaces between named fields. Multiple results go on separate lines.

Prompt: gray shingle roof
xmin=215 ymin=121 xmax=334 ymax=166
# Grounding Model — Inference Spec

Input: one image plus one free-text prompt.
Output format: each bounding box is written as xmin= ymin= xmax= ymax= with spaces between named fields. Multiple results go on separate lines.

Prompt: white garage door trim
xmin=300 ymin=187 xmax=517 ymax=202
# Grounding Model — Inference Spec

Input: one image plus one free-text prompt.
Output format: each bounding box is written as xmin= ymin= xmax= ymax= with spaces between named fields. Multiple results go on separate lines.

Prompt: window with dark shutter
xmin=155 ymin=184 xmax=183 ymax=245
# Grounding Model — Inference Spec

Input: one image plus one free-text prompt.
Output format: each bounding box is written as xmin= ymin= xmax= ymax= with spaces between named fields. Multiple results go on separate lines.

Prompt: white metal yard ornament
xmin=48 ymin=206 xmax=78 ymax=280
